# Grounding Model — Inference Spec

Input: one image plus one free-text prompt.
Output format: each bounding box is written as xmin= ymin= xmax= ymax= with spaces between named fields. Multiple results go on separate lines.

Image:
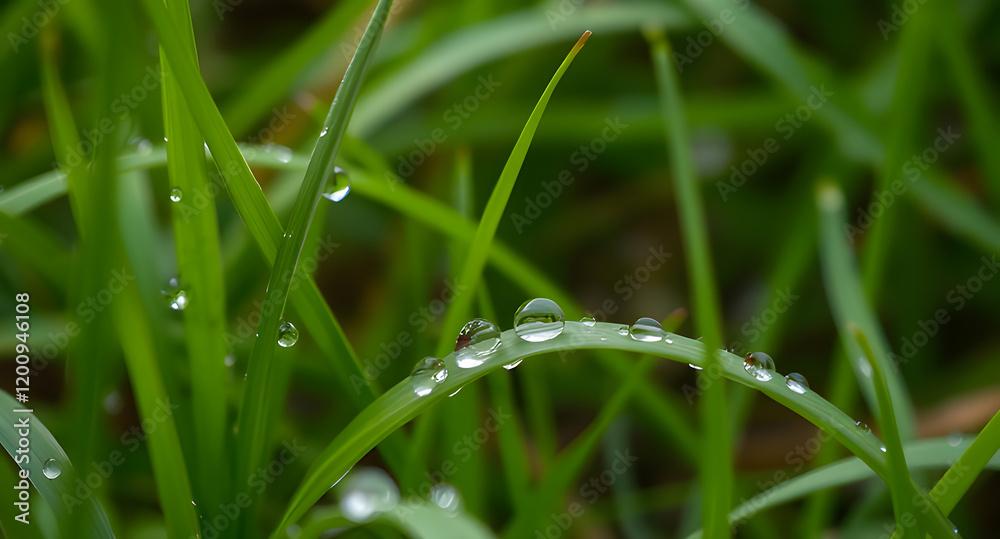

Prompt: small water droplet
xmin=162 ymin=278 xmax=188 ymax=310
xmin=163 ymin=136 xmax=169 ymax=142
xmin=104 ymin=391 xmax=123 ymax=414
xmin=629 ymin=317 xmax=665 ymax=342
xmin=513 ymin=298 xmax=565 ymax=342
xmin=617 ymin=326 xmax=629 ymax=336
xmin=169 ymin=188 xmax=183 ymax=202
xmin=42 ymin=459 xmax=61 ymax=479
xmin=430 ymin=483 xmax=463 ymax=515
xmin=264 ymin=143 xmax=293 ymax=163
xmin=320 ymin=127 xmax=329 ymax=137
xmin=321 ymin=166 xmax=351 ymax=202
xmin=502 ymin=359 xmax=523 ymax=370
xmin=879 ymin=442 xmax=887 ymax=453
xmin=454 ymin=318 xmax=501 ymax=368
xmin=411 ymin=357 xmax=447 ymax=396
xmin=784 ymin=372 xmax=809 ymax=394
xmin=743 ymin=352 xmax=774 ymax=382
xmin=580 ymin=316 xmax=597 ymax=327
xmin=688 ymin=364 xmax=702 ymax=370
xmin=947 ymin=432 xmax=963 ymax=447
xmin=137 ymin=139 xmax=153 ymax=155
xmin=856 ymin=420 xmax=870 ymax=432
xmin=224 ymin=354 xmax=236 ymax=367
xmin=277 ymin=320 xmax=299 ymax=347
xmin=339 ymin=468 xmax=399 ymax=523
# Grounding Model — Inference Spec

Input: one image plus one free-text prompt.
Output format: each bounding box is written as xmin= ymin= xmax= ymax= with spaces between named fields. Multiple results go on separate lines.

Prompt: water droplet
xmin=264 ymin=143 xmax=293 ymax=163
xmin=163 ymin=136 xmax=169 ymax=142
xmin=224 ymin=354 xmax=236 ymax=367
xmin=743 ymin=352 xmax=774 ymax=382
xmin=688 ymin=364 xmax=703 ymax=370
xmin=879 ymin=442 xmax=887 ymax=453
xmin=617 ymin=326 xmax=629 ymax=336
xmin=580 ymin=316 xmax=597 ymax=327
xmin=137 ymin=139 xmax=153 ymax=155
xmin=339 ymin=468 xmax=399 ymax=523
xmin=947 ymin=432 xmax=963 ymax=447
xmin=104 ymin=391 xmax=123 ymax=414
xmin=784 ymin=372 xmax=809 ymax=394
xmin=162 ymin=278 xmax=188 ymax=310
xmin=513 ymin=298 xmax=565 ymax=342
xmin=42 ymin=459 xmax=61 ymax=479
xmin=169 ymin=188 xmax=183 ymax=202
xmin=502 ymin=359 xmax=523 ymax=371
xmin=430 ymin=483 xmax=463 ymax=515
xmin=454 ymin=318 xmax=501 ymax=368
xmin=277 ymin=321 xmax=299 ymax=347
xmin=321 ymin=166 xmax=351 ymax=202
xmin=320 ymin=127 xmax=329 ymax=137
xmin=858 ymin=356 xmax=872 ymax=377
xmin=629 ymin=317 xmax=665 ymax=342
xmin=856 ymin=420 xmax=870 ymax=432
xmin=411 ymin=357 xmax=448 ymax=396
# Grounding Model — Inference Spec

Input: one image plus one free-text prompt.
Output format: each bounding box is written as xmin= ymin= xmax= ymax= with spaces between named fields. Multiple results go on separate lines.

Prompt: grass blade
xmin=648 ymin=29 xmax=731 ymax=538
xmin=928 ymin=409 xmax=1000 ymax=515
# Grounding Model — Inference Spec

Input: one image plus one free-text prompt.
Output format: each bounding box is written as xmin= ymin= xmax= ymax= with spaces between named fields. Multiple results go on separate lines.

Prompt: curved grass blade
xmin=852 ymin=325 xmax=955 ymax=538
xmin=273 ymin=322 xmax=894 ymax=535
xmin=158 ymin=0 xmax=229 ymax=511
xmin=233 ymin=0 xmax=395 ymax=527
xmin=648 ymin=29 xmax=730 ymax=537
xmin=0 ymin=390 xmax=114 ymax=537
xmin=816 ymin=183 xmax=916 ymax=440
xmin=928 ymin=409 xmax=1000 ymax=515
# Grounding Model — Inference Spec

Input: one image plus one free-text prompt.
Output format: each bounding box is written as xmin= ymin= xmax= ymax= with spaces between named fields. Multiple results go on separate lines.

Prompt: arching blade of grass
xmin=0 ymin=390 xmax=115 ymax=537
xmin=274 ymin=323 xmax=894 ymax=535
xmin=159 ymin=0 xmax=228 ymax=512
xmin=927 ymin=409 xmax=1000 ymax=515
xmin=816 ymin=183 xmax=916 ymax=440
xmin=233 ymin=0 xmax=394 ymax=528
xmin=351 ymin=3 xmax=691 ymax=136
xmin=501 ymin=356 xmax=658 ymax=538
xmin=852 ymin=325 xmax=955 ymax=538
xmin=682 ymin=437 xmax=1000 ymax=538
xmin=221 ymin=0 xmax=371 ymax=134
xmin=648 ymin=29 xmax=731 ymax=538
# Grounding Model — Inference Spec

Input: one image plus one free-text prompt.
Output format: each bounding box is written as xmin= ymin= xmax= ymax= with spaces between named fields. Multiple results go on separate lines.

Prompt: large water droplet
xmin=743 ymin=352 xmax=774 ymax=382
xmin=169 ymin=188 xmax=183 ymax=202
xmin=629 ymin=317 xmax=665 ymax=342
xmin=580 ymin=316 xmax=597 ymax=327
xmin=321 ymin=166 xmax=351 ymax=202
xmin=785 ymin=372 xmax=809 ymax=394
xmin=162 ymin=278 xmax=188 ymax=310
xmin=411 ymin=357 xmax=448 ymax=396
xmin=339 ymin=468 xmax=399 ymax=523
xmin=42 ymin=459 xmax=61 ymax=479
xmin=430 ymin=483 xmax=463 ymax=515
xmin=277 ymin=320 xmax=299 ymax=347
xmin=454 ymin=318 xmax=501 ymax=368
xmin=513 ymin=298 xmax=565 ymax=342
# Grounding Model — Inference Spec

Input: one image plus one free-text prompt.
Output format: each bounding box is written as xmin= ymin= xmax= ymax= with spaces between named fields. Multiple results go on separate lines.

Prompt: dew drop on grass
xmin=42 ymin=459 xmax=61 ymax=479
xmin=454 ymin=318 xmax=501 ymax=368
xmin=856 ymin=420 xmax=870 ymax=432
xmin=580 ymin=316 xmax=597 ymax=327
xmin=321 ymin=166 xmax=351 ymax=202
xmin=137 ymin=138 xmax=153 ymax=155
xmin=617 ymin=326 xmax=629 ymax=336
xmin=430 ymin=483 xmax=463 ymax=515
xmin=277 ymin=320 xmax=299 ymax=347
xmin=162 ymin=278 xmax=188 ymax=310
xmin=169 ymin=188 xmax=183 ymax=202
xmin=785 ymin=372 xmax=809 ymax=394
xmin=339 ymin=468 xmax=399 ymax=523
xmin=629 ymin=317 xmax=665 ymax=342
xmin=513 ymin=298 xmax=564 ymax=342
xmin=411 ymin=357 xmax=447 ymax=396
xmin=743 ymin=352 xmax=774 ymax=382
xmin=320 ymin=127 xmax=329 ymax=137
xmin=264 ymin=143 xmax=293 ymax=163
xmin=948 ymin=432 xmax=963 ymax=447
xmin=502 ymin=359 xmax=523 ymax=371
xmin=224 ymin=354 xmax=236 ymax=367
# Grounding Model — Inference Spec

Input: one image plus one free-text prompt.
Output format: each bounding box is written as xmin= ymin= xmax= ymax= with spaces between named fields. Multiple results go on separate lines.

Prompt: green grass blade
xmin=0 ymin=212 xmax=70 ymax=290
xmin=816 ymin=182 xmax=916 ymax=440
xmin=648 ymin=29 xmax=730 ymax=538
xmin=274 ymin=323 xmax=891 ymax=535
xmin=910 ymin=171 xmax=1000 ymax=253
xmin=159 ymin=0 xmax=229 ymax=512
xmin=501 ymin=356 xmax=658 ymax=538
xmin=0 ymin=390 xmax=115 ymax=537
xmin=928 ymin=409 xmax=1000 ymax=515
xmin=220 ymin=0 xmax=371 ymax=135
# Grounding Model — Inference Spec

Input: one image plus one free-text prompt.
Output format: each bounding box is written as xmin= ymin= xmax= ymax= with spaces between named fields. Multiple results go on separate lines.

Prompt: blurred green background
xmin=2 ymin=0 xmax=1000 ymax=537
